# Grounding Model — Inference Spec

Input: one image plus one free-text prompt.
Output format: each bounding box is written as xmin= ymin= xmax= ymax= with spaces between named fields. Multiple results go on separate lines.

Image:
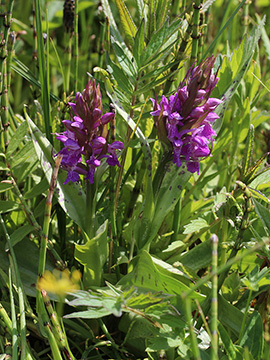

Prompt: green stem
xmin=183 ymin=296 xmax=201 ymax=360
xmin=0 ymin=303 xmax=12 ymax=333
xmin=243 ymin=0 xmax=251 ymax=34
xmin=185 ymin=242 xmax=262 ymax=298
xmin=238 ymin=289 xmax=252 ymax=343
xmin=34 ymin=0 xmax=53 ymax=143
xmin=86 ymin=181 xmax=97 ymax=238
xmin=210 ymin=234 xmax=218 ymax=360
xmin=1 ymin=56 xmax=9 ymax=150
xmin=9 ymin=267 xmax=18 ymax=360
xmin=98 ymin=319 xmax=121 ymax=360
xmin=172 ymin=0 xmax=181 ymax=17
xmin=10 ymin=177 xmax=65 ymax=269
xmin=181 ymin=0 xmax=186 ymax=12
xmin=97 ymin=8 xmax=106 ymax=78
xmin=37 ymin=155 xmax=63 ymax=277
xmin=125 ymin=164 xmax=145 ymax=219
xmin=197 ymin=8 xmax=205 ymax=63
xmin=0 ymin=215 xmax=34 ymax=359
xmin=0 ymin=0 xmax=14 ymax=77
xmin=190 ymin=0 xmax=202 ymax=65
xmin=152 ymin=150 xmax=172 ymax=196
xmin=65 ymin=34 xmax=73 ymax=94
xmin=7 ymin=31 xmax=15 ymax=91
xmin=114 ymin=75 xmax=141 ymax=213
xmin=74 ymin=0 xmax=78 ymax=92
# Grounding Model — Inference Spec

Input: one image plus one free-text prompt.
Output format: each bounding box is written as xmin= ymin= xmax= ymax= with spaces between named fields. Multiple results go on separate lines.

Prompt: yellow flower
xmin=37 ymin=269 xmax=81 ymax=297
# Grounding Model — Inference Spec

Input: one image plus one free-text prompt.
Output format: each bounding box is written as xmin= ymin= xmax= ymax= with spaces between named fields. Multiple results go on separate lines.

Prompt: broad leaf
xmin=75 ymin=221 xmax=108 ymax=287
xmin=118 ymin=250 xmax=204 ymax=301
xmin=239 ymin=311 xmax=264 ymax=360
xmin=218 ymin=321 xmax=244 ymax=360
xmin=218 ymin=295 xmax=244 ymax=336
xmin=141 ymin=166 xmax=191 ymax=250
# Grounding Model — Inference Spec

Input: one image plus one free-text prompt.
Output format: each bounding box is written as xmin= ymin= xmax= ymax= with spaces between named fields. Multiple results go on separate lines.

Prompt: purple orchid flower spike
xmin=151 ymin=56 xmax=222 ymax=175
xmin=55 ymin=79 xmax=124 ymax=184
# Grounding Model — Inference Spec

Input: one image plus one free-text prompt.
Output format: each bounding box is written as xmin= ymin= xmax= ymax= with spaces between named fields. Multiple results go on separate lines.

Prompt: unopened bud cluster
xmin=63 ymin=0 xmax=75 ymax=33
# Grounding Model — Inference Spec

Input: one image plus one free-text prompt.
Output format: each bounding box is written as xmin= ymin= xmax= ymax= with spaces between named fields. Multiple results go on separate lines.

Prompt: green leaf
xmin=244 ymin=266 xmax=270 ymax=291
xmin=9 ymin=224 xmax=35 ymax=247
xmin=101 ymin=0 xmax=134 ymax=61
xmin=146 ymin=331 xmax=185 ymax=352
xmin=239 ymin=311 xmax=263 ymax=360
xmin=214 ymin=17 xmax=265 ymax=133
xmin=179 ymin=239 xmax=213 ymax=272
xmin=0 ymin=162 xmax=9 ymax=171
xmin=256 ymin=13 xmax=270 ymax=61
xmin=218 ymin=321 xmax=244 ymax=360
xmin=249 ymin=167 xmax=270 ymax=189
xmin=11 ymin=58 xmax=59 ymax=102
xmin=134 ymin=66 xmax=179 ymax=95
xmin=147 ymin=0 xmax=156 ymax=38
xmin=142 ymin=18 xmax=183 ymax=67
xmin=142 ymin=167 xmax=190 ymax=250
xmin=64 ymin=307 xmax=117 ymax=319
xmin=105 ymin=79 xmax=154 ymax=224
xmin=26 ymin=112 xmax=87 ymax=231
xmin=138 ymin=59 xmax=179 ymax=83
xmin=222 ymin=271 xmax=240 ymax=302
xmin=202 ymin=0 xmax=249 ymax=60
xmin=24 ymin=176 xmax=49 ymax=199
xmin=0 ymin=182 xmax=13 ymax=193
xmin=106 ymin=54 xmax=133 ymax=94
xmin=65 ymin=285 xmax=172 ymax=321
xmin=0 ymin=201 xmax=19 ymax=213
xmin=252 ymin=198 xmax=270 ymax=234
xmin=6 ymin=120 xmax=28 ymax=160
xmin=115 ymin=0 xmax=137 ymax=43
xmin=34 ymin=0 xmax=52 ymax=143
xmin=133 ymin=19 xmax=145 ymax=68
xmin=11 ymin=141 xmax=39 ymax=183
xmin=243 ymin=153 xmax=269 ymax=184
xmin=241 ymin=125 xmax=254 ymax=178
xmin=218 ymin=295 xmax=244 ymax=336
xmin=249 ymin=187 xmax=270 ymax=205
xmin=65 ymin=290 xmax=123 ymax=318
xmin=118 ymin=250 xmax=204 ymax=301
xmin=155 ymin=0 xmax=170 ymax=31
xmin=111 ymin=38 xmax=137 ymax=79
xmin=0 ymin=237 xmax=55 ymax=298
xmin=75 ymin=221 xmax=108 ymax=287
xmin=183 ymin=218 xmax=209 ymax=234
xmin=251 ymin=110 xmax=270 ymax=128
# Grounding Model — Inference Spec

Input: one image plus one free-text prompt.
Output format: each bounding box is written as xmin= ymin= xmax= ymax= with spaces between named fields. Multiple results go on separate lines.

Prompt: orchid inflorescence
xmin=56 ymin=79 xmax=124 ymax=184
xmin=151 ymin=56 xmax=222 ymax=175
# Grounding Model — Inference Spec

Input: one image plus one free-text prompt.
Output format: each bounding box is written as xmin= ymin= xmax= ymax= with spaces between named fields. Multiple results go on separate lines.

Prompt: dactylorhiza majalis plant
xmin=55 ymin=79 xmax=124 ymax=184
xmin=151 ymin=56 xmax=222 ymax=175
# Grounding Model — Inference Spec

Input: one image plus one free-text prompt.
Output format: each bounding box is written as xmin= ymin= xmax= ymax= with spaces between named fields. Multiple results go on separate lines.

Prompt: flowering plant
xmin=3 ymin=1 xmax=269 ymax=359
xmin=56 ymin=79 xmax=124 ymax=184
xmin=151 ymin=56 xmax=222 ymax=174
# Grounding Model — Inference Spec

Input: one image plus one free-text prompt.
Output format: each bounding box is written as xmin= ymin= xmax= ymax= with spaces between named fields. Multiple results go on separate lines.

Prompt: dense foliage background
xmin=0 ymin=0 xmax=270 ymax=359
